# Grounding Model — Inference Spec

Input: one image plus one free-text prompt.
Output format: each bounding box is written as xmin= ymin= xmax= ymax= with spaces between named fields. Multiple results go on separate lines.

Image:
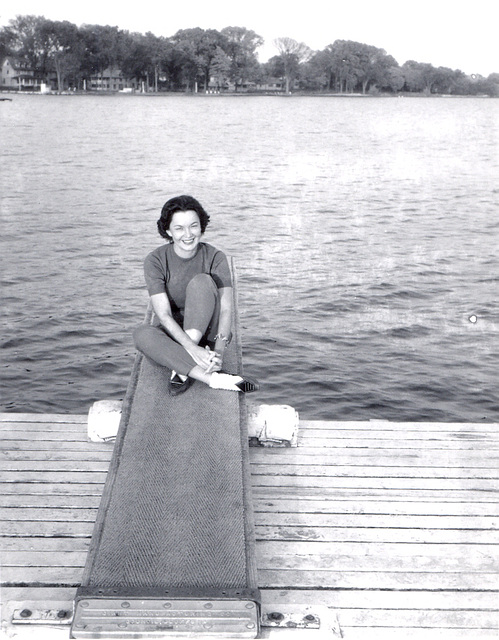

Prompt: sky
xmin=1 ymin=0 xmax=497 ymax=76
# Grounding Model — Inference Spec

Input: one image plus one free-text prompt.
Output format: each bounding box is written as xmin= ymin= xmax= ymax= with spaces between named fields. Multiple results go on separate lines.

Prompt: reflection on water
xmin=1 ymin=95 xmax=498 ymax=420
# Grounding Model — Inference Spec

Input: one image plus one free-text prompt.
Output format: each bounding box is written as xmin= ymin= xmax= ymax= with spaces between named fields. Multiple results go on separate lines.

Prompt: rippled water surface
xmin=1 ymin=94 xmax=498 ymax=421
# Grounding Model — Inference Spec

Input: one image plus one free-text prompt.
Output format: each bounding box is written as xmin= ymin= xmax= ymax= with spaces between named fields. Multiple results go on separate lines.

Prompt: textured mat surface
xmin=78 ymin=260 xmax=258 ymax=595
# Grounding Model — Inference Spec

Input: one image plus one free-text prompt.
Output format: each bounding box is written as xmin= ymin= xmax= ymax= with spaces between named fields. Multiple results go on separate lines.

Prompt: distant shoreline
xmin=0 ymin=90 xmax=496 ymax=99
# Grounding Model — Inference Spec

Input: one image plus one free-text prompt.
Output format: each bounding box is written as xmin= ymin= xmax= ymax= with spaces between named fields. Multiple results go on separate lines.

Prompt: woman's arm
xmin=150 ymin=292 xmax=216 ymax=370
xmin=214 ymin=287 xmax=233 ymax=360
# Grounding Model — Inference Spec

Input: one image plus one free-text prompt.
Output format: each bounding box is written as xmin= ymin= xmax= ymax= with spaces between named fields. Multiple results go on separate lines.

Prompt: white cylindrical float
xmin=88 ymin=399 xmax=123 ymax=442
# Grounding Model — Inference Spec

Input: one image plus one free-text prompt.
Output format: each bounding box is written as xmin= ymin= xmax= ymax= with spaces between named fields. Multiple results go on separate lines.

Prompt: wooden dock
xmin=1 ymin=413 xmax=498 ymax=639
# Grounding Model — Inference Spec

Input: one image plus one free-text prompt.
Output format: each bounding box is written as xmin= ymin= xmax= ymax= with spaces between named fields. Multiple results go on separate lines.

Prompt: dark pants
xmin=133 ymin=273 xmax=220 ymax=376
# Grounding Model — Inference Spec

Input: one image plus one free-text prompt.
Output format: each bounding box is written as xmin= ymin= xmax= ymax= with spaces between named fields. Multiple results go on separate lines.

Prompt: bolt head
xmin=268 ymin=611 xmax=284 ymax=621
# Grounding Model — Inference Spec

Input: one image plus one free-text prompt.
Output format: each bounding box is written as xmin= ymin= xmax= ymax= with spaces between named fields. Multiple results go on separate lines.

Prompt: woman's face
xmin=167 ymin=209 xmax=203 ymax=257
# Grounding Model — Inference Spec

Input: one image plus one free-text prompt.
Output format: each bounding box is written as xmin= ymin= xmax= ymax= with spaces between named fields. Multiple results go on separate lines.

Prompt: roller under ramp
xmin=71 ymin=261 xmax=260 ymax=638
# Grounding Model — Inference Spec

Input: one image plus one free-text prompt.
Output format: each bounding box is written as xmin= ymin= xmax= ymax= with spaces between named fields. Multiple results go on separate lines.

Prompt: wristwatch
xmin=214 ymin=333 xmax=231 ymax=345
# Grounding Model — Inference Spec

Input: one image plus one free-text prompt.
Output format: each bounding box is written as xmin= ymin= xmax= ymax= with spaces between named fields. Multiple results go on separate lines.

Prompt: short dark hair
xmin=157 ymin=195 xmax=210 ymax=240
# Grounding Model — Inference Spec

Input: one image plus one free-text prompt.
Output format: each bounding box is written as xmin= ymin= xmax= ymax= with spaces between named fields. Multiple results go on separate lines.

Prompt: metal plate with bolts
xmin=13 ymin=608 xmax=73 ymax=625
xmin=261 ymin=604 xmax=343 ymax=637
xmin=71 ymin=598 xmax=259 ymax=638
xmin=263 ymin=610 xmax=320 ymax=629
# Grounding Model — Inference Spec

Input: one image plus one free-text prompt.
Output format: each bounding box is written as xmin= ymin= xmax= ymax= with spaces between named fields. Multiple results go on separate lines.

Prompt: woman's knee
xmin=186 ymin=273 xmax=217 ymax=295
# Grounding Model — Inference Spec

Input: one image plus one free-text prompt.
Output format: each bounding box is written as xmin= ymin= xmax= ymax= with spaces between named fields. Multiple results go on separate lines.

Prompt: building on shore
xmin=0 ymin=58 xmax=141 ymax=93
xmin=0 ymin=57 xmax=43 ymax=91
xmin=88 ymin=67 xmax=140 ymax=92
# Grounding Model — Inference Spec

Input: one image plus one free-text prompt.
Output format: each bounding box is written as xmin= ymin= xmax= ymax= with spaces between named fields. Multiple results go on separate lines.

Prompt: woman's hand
xmin=187 ymin=344 xmax=222 ymax=372
xmin=205 ymin=348 xmax=224 ymax=374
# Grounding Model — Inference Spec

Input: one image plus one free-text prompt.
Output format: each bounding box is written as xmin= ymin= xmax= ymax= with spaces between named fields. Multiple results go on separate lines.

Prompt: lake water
xmin=1 ymin=94 xmax=498 ymax=421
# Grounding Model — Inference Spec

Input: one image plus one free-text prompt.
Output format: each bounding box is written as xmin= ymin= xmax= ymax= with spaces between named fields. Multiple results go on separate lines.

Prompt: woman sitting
xmin=133 ymin=195 xmax=259 ymax=396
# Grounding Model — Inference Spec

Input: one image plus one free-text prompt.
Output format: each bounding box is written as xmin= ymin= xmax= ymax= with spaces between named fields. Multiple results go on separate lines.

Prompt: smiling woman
xmin=132 ymin=195 xmax=259 ymax=395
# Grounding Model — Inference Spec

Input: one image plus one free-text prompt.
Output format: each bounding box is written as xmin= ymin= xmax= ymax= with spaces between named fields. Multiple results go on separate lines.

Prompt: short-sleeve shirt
xmin=143 ymin=242 xmax=232 ymax=316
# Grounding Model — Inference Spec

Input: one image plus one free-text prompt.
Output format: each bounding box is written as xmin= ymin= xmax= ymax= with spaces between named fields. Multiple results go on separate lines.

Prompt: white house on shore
xmin=0 ymin=57 xmax=43 ymax=91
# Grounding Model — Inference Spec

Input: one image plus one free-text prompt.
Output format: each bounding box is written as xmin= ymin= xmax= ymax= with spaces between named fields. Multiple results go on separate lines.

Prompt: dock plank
xmin=252 ymin=485 xmax=499 ymax=501
xmin=4 ymin=455 xmax=499 ymax=476
xmin=2 ymin=494 xmax=497 ymax=515
xmin=252 ymin=473 xmax=499 ymax=490
xmin=255 ymin=511 xmax=498 ymax=529
xmin=0 ymin=422 xmax=84 ymax=432
xmin=253 ymin=498 xmax=499 ymax=516
xmin=0 ymin=471 xmax=108 ymax=483
xmin=0 ymin=483 xmax=106 ymax=496
xmin=3 ymin=585 xmax=498 ymax=611
xmin=0 ymin=508 xmax=98 ymax=522
xmin=296 ymin=437 xmax=498 ymax=449
xmin=3 ymin=566 xmax=498 ymax=591
xmin=1 ymin=461 xmax=111 ymax=472
xmin=0 ymin=440 xmax=112 ymax=451
xmin=0 ymin=414 xmax=87 ymax=423
xmin=301 ymin=420 xmax=498 ymax=431
xmin=4 ymin=549 xmax=497 ymax=573
xmin=258 ymin=569 xmax=499 ymax=590
xmin=256 ymin=551 xmax=498 ymax=572
xmin=256 ymin=525 xmax=498 ymax=544
xmin=1 ymin=413 xmax=498 ymax=640
xmin=250 ymin=462 xmax=499 ymax=479
xmin=0 ymin=450 xmax=114 ymax=462
xmin=250 ymin=450 xmax=499 ymax=467
xmin=298 ymin=430 xmax=498 ymax=443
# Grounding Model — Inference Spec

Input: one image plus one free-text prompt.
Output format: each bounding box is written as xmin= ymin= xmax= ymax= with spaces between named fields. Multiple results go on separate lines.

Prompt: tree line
xmin=1 ymin=15 xmax=498 ymax=96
